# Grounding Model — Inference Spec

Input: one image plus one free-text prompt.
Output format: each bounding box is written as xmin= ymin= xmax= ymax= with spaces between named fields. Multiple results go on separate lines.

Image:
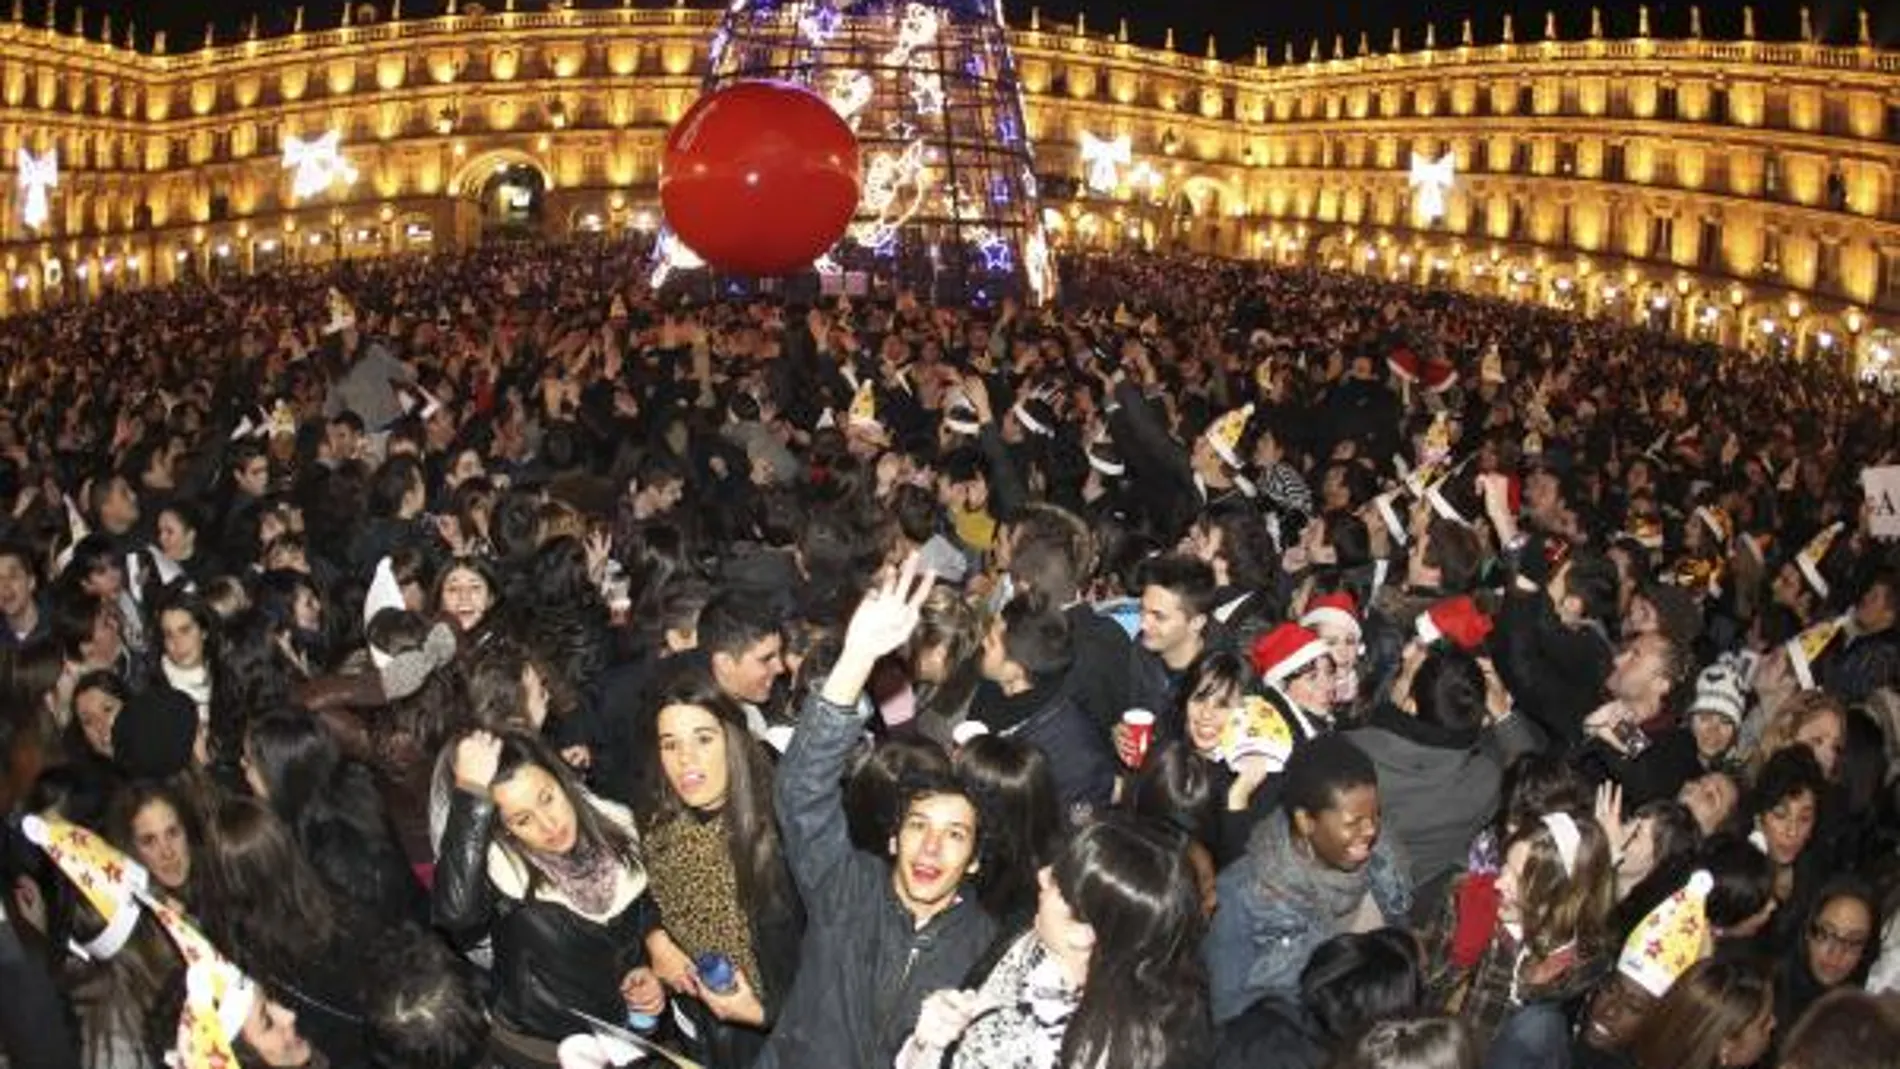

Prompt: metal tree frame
xmin=651 ymin=0 xmax=1053 ymax=304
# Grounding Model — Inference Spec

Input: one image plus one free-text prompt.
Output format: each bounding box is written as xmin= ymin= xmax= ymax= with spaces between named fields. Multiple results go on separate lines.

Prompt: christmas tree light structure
xmin=651 ymin=0 xmax=1053 ymax=303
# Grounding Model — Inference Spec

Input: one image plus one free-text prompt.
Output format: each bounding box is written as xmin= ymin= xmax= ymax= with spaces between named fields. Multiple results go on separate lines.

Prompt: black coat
xmin=1494 ymin=589 xmax=1613 ymax=750
xmin=1060 ymin=603 xmax=1135 ymax=737
xmin=433 ymin=790 xmax=659 ymax=1041
xmin=992 ymin=685 xmax=1119 ymax=818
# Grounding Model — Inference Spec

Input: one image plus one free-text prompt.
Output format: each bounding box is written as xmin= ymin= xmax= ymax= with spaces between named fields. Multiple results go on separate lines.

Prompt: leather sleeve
xmin=431 ymin=788 xmax=498 ymax=938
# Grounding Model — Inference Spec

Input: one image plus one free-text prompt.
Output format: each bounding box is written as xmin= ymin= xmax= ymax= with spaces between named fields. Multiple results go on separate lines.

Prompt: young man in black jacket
xmin=759 ymin=557 xmax=998 ymax=1069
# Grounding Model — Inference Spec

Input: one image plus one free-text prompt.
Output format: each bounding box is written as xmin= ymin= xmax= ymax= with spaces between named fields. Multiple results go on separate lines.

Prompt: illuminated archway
xmin=448 ymin=149 xmax=553 ymax=202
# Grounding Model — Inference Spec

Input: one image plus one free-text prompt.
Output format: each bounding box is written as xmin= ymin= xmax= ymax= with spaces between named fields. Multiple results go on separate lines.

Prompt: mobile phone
xmin=1613 ymin=720 xmax=1652 ymax=759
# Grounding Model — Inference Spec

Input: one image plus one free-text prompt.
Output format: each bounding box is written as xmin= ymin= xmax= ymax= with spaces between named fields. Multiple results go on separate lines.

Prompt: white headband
xmin=1542 ymin=812 xmax=1582 ymax=878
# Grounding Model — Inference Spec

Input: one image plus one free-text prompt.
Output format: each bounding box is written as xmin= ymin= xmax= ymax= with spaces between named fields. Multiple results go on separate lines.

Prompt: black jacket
xmin=990 ymin=683 xmax=1119 ymax=819
xmin=433 ymin=789 xmax=659 ymax=1041
xmin=1061 ymin=602 xmax=1134 ymax=736
xmin=1494 ymin=589 xmax=1614 ymax=751
xmin=757 ymin=692 xmax=998 ymax=1069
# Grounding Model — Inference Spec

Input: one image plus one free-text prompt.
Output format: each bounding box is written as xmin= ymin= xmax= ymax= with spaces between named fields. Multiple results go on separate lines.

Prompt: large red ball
xmin=660 ymin=81 xmax=862 ymax=277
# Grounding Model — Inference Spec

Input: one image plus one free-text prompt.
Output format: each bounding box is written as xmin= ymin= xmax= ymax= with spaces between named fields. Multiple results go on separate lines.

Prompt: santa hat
xmin=1688 ymin=665 xmax=1746 ymax=728
xmin=1249 ymin=622 xmax=1329 ymax=686
xmin=1203 ymin=404 xmax=1253 ymax=469
xmin=143 ymin=895 xmax=257 ymax=1069
xmin=1419 ymin=356 xmax=1457 ymax=394
xmin=1415 ymin=595 xmax=1494 ymax=653
xmin=1086 ymin=426 xmax=1126 ymax=478
xmin=1387 ymin=346 xmax=1421 ymax=384
xmin=22 ymin=814 xmax=150 ymax=960
xmin=1217 ymin=694 xmax=1296 ymax=771
xmin=322 ymin=287 xmax=357 ymax=336
xmin=1794 ymin=522 xmax=1842 ymax=600
xmin=1694 ymin=505 xmax=1732 ymax=546
xmin=1786 ymin=615 xmax=1846 ymax=690
xmin=1618 ymin=871 xmax=1713 ymax=998
xmin=1300 ymin=591 xmax=1361 ymax=638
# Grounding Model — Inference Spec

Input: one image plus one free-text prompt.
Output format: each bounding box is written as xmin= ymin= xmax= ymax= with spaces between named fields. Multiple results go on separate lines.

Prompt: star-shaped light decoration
xmin=908 ymin=69 xmax=945 ymax=116
xmin=16 ymin=148 xmax=58 ymax=232
xmin=975 ymin=231 xmax=1013 ymax=273
xmin=797 ymin=1 xmax=841 ymax=47
xmin=1078 ymin=132 xmax=1132 ymax=195
xmin=283 ymin=131 xmax=359 ymax=203
xmin=1408 ymin=151 xmax=1456 ymax=224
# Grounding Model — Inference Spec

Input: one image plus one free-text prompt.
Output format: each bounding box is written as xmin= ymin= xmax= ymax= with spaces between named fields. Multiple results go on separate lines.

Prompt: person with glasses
xmin=1775 ymin=877 xmax=1878 ymax=1045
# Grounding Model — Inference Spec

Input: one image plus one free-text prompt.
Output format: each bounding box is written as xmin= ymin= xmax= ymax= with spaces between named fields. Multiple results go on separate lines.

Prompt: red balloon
xmin=660 ymin=81 xmax=862 ymax=278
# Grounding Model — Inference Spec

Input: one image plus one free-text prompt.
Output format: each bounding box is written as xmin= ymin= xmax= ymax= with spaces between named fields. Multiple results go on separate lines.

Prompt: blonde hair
xmin=1751 ymin=689 xmax=1845 ymax=777
xmin=1505 ymin=814 xmax=1615 ymax=960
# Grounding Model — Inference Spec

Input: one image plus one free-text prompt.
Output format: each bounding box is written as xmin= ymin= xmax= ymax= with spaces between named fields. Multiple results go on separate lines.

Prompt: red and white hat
xmin=1249 ymin=622 xmax=1330 ymax=685
xmin=1419 ymin=356 xmax=1457 ymax=394
xmin=1300 ymin=591 xmax=1361 ymax=638
xmin=1387 ymin=346 xmax=1421 ymax=384
xmin=1415 ymin=595 xmax=1494 ymax=653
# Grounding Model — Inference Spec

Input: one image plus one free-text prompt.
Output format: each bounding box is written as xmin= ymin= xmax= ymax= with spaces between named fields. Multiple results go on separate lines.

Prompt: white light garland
xmin=882 ymin=3 xmax=941 ymax=67
xmin=1078 ymin=132 xmax=1131 ymax=194
xmin=1408 ymin=151 xmax=1455 ymax=223
xmin=821 ymin=69 xmax=874 ymax=127
xmin=283 ymin=131 xmax=359 ymax=203
xmin=1024 ymin=225 xmax=1053 ymax=303
xmin=852 ymin=139 xmax=930 ymax=249
xmin=16 ymin=148 xmax=58 ymax=232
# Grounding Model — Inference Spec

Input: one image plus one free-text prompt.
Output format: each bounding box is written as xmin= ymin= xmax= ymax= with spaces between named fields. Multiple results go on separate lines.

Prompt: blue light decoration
xmin=648 ymin=0 xmax=1055 ymax=303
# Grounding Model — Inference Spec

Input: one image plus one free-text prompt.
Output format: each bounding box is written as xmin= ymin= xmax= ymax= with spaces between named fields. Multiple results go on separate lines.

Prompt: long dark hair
xmin=194 ymin=795 xmax=342 ymax=978
xmin=488 ymin=730 xmax=639 ymax=891
xmin=1053 ymin=815 xmax=1211 ymax=1069
xmin=637 ymin=673 xmax=795 ymax=924
xmin=245 ymin=710 xmax=419 ymax=923
xmin=955 ymin=733 xmax=1063 ymax=919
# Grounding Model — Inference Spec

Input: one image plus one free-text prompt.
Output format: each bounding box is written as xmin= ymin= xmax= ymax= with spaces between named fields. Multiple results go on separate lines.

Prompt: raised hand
xmin=452 ymin=730 xmax=503 ymax=793
xmin=841 ymin=553 xmax=936 ymax=664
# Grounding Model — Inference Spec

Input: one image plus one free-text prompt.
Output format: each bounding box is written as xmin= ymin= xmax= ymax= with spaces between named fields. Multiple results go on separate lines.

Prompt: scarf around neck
xmin=1250 ymin=810 xmax=1374 ymax=923
xmin=523 ymin=836 xmax=620 ymax=917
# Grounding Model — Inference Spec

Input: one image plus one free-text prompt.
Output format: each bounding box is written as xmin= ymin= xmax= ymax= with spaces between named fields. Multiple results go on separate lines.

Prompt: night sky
xmin=55 ymin=0 xmax=1900 ymax=57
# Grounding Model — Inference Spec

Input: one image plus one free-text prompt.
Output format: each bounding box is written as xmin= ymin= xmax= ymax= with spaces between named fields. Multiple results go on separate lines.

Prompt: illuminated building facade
xmin=0 ymin=1 xmax=1895 ymax=370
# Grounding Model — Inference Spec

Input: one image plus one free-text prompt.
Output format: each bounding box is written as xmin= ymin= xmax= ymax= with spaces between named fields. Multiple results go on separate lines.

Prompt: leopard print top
xmin=644 ymin=810 xmax=764 ymax=998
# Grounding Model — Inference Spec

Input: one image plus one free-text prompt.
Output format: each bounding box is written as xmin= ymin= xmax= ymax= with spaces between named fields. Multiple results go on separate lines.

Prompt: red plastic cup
xmin=1122 ymin=709 xmax=1156 ymax=767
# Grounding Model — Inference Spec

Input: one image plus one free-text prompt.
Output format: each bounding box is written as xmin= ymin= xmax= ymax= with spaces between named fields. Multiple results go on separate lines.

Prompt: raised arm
xmin=776 ymin=556 xmax=937 ymax=899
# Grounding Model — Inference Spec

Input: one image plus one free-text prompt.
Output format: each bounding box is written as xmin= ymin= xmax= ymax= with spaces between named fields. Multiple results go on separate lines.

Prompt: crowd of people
xmin=0 ymin=236 xmax=1898 ymax=1069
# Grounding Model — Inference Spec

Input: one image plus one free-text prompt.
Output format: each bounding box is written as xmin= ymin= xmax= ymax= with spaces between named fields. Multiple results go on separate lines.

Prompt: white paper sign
xmin=1864 ymin=466 xmax=1900 ymax=539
